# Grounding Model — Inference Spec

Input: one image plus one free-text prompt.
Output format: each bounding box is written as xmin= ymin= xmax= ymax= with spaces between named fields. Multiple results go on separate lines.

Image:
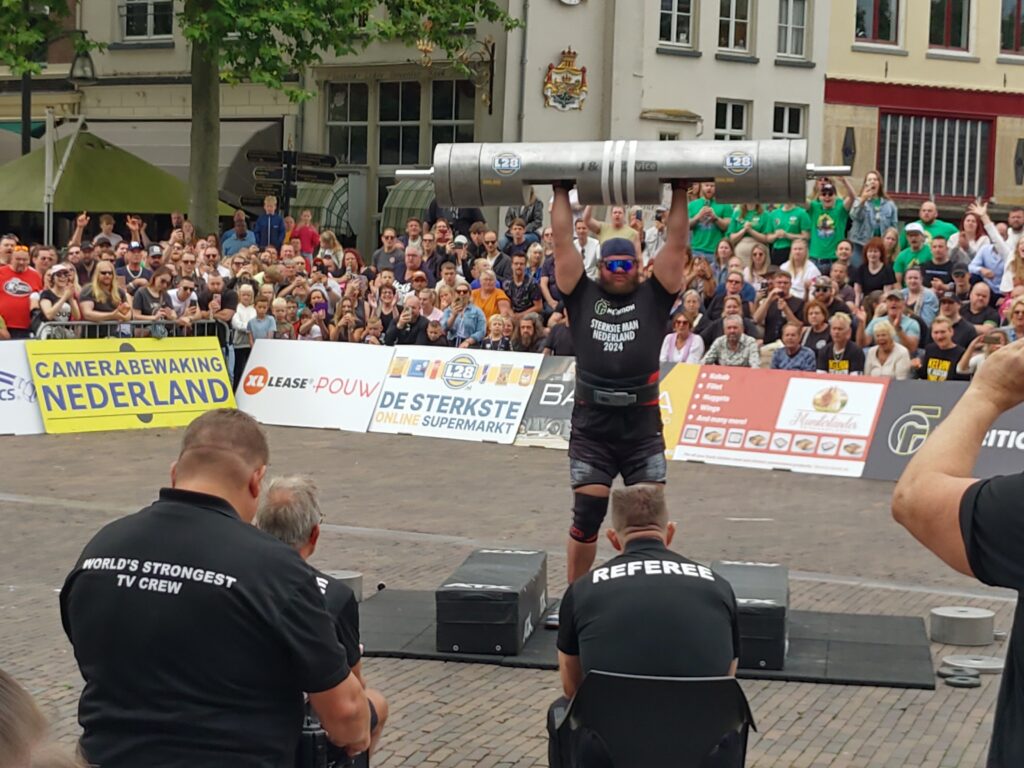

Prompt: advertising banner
xmin=236 ymin=340 xmax=394 ymax=432
xmin=370 ymin=347 xmax=542 ymax=444
xmin=513 ymin=356 xmax=576 ymax=449
xmin=671 ymin=367 xmax=889 ymax=477
xmin=863 ymin=381 xmax=1024 ymax=481
xmin=26 ymin=338 xmax=235 ymax=434
xmin=0 ymin=341 xmax=44 ymax=435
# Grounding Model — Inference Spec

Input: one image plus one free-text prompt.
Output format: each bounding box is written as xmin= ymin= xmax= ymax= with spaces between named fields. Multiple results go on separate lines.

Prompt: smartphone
xmin=634 ymin=210 xmax=643 ymax=222
xmin=984 ymin=334 xmax=1002 ymax=344
xmin=313 ymin=301 xmax=329 ymax=314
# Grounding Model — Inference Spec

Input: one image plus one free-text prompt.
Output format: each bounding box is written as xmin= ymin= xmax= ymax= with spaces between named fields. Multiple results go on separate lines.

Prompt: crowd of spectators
xmin=2 ymin=180 xmax=1022 ymax=384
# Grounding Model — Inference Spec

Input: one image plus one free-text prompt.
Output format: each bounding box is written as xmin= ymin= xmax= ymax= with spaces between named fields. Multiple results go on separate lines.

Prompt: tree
xmin=1 ymin=0 xmax=518 ymax=235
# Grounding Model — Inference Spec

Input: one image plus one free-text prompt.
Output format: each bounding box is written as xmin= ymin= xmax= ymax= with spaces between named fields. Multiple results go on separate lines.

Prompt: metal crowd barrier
xmin=35 ymin=318 xmax=229 ymax=341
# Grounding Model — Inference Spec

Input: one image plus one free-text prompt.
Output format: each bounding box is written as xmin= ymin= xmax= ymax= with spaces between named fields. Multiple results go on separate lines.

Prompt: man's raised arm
xmin=652 ymin=183 xmax=691 ymax=293
xmin=553 ymin=186 xmax=585 ymax=296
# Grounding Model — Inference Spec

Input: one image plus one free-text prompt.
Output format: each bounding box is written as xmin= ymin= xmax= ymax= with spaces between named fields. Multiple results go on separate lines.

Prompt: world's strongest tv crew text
xmin=59 ymin=410 xmax=384 ymax=768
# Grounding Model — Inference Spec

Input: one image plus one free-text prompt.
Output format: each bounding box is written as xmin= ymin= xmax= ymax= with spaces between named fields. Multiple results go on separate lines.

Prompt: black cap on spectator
xmin=952 ymin=265 xmax=969 ymax=277
xmin=148 ymin=244 xmax=164 ymax=257
xmin=93 ymin=235 xmax=111 ymax=246
xmin=81 ymin=240 xmax=94 ymax=250
xmin=129 ymin=241 xmax=143 ymax=251
xmin=939 ymin=291 xmax=958 ymax=303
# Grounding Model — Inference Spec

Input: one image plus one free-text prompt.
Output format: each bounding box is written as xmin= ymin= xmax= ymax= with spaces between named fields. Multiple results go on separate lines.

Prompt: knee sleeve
xmin=570 ymin=493 xmax=609 ymax=543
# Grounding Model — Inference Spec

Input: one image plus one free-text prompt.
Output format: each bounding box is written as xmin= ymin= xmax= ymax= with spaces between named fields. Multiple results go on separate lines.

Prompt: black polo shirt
xmin=557 ymin=538 xmax=739 ymax=677
xmin=314 ymin=569 xmax=362 ymax=668
xmin=60 ymin=488 xmax=351 ymax=768
xmin=960 ymin=476 xmax=1024 ymax=767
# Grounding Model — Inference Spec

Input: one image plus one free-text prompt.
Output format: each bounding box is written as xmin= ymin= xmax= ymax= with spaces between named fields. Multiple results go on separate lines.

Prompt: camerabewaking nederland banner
xmin=370 ymin=347 xmax=543 ymax=443
xmin=0 ymin=340 xmax=44 ymax=435
xmin=236 ymin=340 xmax=394 ymax=432
xmin=25 ymin=338 xmax=234 ymax=434
xmin=671 ymin=366 xmax=890 ymax=477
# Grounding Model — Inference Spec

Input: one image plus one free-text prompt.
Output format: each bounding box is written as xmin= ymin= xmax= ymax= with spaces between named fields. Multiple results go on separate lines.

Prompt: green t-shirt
xmin=688 ymin=198 xmax=734 ymax=254
xmin=898 ymin=218 xmax=959 ymax=250
xmin=766 ymin=206 xmax=812 ymax=253
xmin=727 ymin=209 xmax=770 ymax=239
xmin=807 ymin=199 xmax=850 ymax=261
xmin=893 ymin=246 xmax=933 ymax=278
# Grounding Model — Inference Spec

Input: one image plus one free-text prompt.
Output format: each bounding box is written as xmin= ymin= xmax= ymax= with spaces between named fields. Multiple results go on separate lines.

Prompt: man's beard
xmin=598 ymin=271 xmax=639 ymax=295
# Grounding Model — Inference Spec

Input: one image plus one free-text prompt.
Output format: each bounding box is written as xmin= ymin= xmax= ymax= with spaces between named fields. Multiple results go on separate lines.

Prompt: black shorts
xmin=568 ymin=431 xmax=667 ymax=488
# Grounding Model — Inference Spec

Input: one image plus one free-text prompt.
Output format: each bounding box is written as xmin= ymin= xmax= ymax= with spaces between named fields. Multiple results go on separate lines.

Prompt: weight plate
xmin=937 ymin=666 xmax=980 ymax=679
xmin=994 ymin=630 xmax=1008 ymax=641
xmin=942 ymin=655 xmax=1005 ymax=674
xmin=945 ymin=675 xmax=982 ymax=689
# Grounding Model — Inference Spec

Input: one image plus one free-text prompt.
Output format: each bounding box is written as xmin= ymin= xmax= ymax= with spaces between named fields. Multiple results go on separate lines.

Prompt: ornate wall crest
xmin=543 ymin=48 xmax=588 ymax=111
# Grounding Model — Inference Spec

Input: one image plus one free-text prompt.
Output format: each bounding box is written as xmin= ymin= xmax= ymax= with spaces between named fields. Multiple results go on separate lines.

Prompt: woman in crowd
xmin=437 ymin=284 xmax=455 ymax=312
xmin=727 ymin=203 xmax=769 ymax=267
xmin=853 ymin=237 xmax=897 ymax=306
xmin=780 ymin=239 xmax=821 ymax=300
xmin=79 ymin=260 xmax=131 ymax=338
xmin=684 ymin=256 xmax=717 ymax=306
xmin=801 ymin=300 xmax=832 ymax=355
xmin=130 ymin=265 xmax=177 ymax=338
xmin=864 ymin=320 xmax=911 ymax=379
xmin=743 ymin=243 xmax=773 ymax=294
xmin=375 ymin=283 xmax=401 ymax=333
xmin=949 ymin=211 xmax=990 ymax=265
xmin=849 ymin=170 xmax=898 ymax=268
xmin=956 ymin=330 xmax=1008 ymax=378
xmin=680 ymin=288 xmax=705 ymax=331
xmin=712 ymin=239 xmax=737 ymax=285
xmin=329 ymin=298 xmax=361 ymax=342
xmin=36 ymin=263 xmax=81 ymax=339
xmin=230 ymin=283 xmax=256 ymax=387
xmin=882 ymin=226 xmax=900 ymax=265
xmin=480 ymin=314 xmax=511 ymax=351
xmin=1001 ymin=296 xmax=1024 ymax=341
xmin=660 ymin=312 xmax=705 ymax=364
xmin=318 ymin=230 xmax=343 ymax=266
xmin=999 ymin=235 xmax=1024 ymax=298
xmin=511 ymin=312 xmax=545 ymax=353
xmin=180 ymin=219 xmax=199 ymax=246
xmin=472 ymin=270 xmax=511 ymax=319
xmin=525 ymin=242 xmax=545 ymax=283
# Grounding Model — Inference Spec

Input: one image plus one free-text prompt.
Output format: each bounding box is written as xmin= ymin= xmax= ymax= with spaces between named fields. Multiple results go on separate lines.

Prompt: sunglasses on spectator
xmin=484 ymin=239 xmax=497 ymax=245
xmin=456 ymin=288 xmax=470 ymax=294
xmin=180 ymin=285 xmax=195 ymax=292
xmin=182 ymin=259 xmax=196 ymax=265
xmin=814 ymin=287 xmax=830 ymax=292
xmin=98 ymin=270 xmax=114 ymax=276
xmin=601 ymin=258 xmax=635 ymax=273
xmin=383 ymin=235 xmax=395 ymax=240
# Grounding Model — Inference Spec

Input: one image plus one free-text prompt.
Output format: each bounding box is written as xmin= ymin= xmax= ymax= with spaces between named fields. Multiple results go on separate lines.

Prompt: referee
xmin=60 ymin=410 xmax=371 ymax=768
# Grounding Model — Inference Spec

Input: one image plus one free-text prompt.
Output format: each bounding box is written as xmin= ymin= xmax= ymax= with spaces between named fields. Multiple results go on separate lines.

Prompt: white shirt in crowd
xmin=659 ymin=332 xmax=705 ymax=364
xmin=577 ymin=237 xmax=601 ymax=280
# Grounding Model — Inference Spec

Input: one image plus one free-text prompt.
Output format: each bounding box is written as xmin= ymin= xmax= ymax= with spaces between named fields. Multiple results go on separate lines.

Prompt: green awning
xmin=294 ymin=178 xmax=352 ymax=236
xmin=0 ymin=120 xmax=46 ymax=139
xmin=0 ymin=131 xmax=233 ymax=214
xmin=380 ymin=178 xmax=434 ymax=234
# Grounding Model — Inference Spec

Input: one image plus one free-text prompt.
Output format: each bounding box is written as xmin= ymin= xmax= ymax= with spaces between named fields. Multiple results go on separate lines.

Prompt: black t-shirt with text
xmin=816 ymin=342 xmax=866 ymax=375
xmin=960 ymin=477 xmax=1024 ymax=767
xmin=921 ymin=260 xmax=953 ymax=288
xmin=505 ymin=277 xmax=541 ymax=313
xmin=557 ymin=538 xmax=739 ymax=677
xmin=917 ymin=343 xmax=964 ymax=381
xmin=563 ymin=274 xmax=676 ymax=442
xmin=763 ymin=295 xmax=805 ymax=345
xmin=60 ymin=489 xmax=351 ymax=768
xmin=854 ymin=263 xmax=897 ymax=296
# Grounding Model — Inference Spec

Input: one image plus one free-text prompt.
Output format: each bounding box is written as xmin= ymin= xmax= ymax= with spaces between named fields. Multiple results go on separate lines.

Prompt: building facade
xmin=823 ymin=0 xmax=1024 ymax=213
xmin=3 ymin=1 xmax=837 ymax=247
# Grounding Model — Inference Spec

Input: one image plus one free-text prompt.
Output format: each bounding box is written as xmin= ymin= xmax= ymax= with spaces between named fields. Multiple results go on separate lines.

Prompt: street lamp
xmin=69 ymin=49 xmax=97 ymax=88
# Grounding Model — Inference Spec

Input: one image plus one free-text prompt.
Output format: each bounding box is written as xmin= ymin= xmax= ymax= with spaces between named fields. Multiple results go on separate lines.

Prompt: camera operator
xmin=60 ymin=410 xmax=371 ymax=767
xmin=256 ymin=476 xmax=389 ymax=757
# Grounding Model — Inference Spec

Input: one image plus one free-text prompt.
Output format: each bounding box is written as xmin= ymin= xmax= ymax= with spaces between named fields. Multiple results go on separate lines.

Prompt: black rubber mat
xmin=360 ymin=590 xmax=935 ymax=690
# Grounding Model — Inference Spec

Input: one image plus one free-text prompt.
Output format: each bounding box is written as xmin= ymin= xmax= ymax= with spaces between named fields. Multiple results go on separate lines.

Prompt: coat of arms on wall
xmin=543 ymin=48 xmax=588 ymax=111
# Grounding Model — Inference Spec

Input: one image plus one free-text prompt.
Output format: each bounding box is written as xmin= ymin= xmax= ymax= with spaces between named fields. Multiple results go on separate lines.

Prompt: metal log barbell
xmin=398 ymin=139 xmax=849 ymax=207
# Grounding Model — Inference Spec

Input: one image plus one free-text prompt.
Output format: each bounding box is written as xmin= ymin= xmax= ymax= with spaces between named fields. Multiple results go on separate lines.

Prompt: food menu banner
xmin=672 ymin=367 xmax=890 ymax=477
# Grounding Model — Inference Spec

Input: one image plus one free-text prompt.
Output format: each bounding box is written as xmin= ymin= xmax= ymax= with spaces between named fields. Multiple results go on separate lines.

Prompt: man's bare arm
xmin=553 ymin=187 xmax=584 ymax=296
xmin=558 ymin=651 xmax=585 ymax=699
xmin=309 ymin=672 xmax=371 ymax=753
xmin=651 ymin=183 xmax=690 ymax=293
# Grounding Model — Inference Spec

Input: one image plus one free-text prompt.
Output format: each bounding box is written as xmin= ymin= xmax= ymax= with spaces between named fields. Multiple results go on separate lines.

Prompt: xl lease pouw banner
xmin=370 ymin=348 xmax=542 ymax=443
xmin=236 ymin=340 xmax=393 ymax=432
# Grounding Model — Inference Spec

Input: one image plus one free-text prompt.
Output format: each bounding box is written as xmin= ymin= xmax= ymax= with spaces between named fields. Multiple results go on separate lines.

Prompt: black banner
xmin=863 ymin=380 xmax=1024 ymax=481
xmin=513 ymin=357 xmax=575 ymax=449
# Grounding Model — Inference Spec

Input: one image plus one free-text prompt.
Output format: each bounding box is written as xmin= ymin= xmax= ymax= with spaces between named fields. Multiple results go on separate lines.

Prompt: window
xmin=929 ymin=0 xmax=969 ymax=49
xmin=777 ymin=0 xmax=807 ymax=56
xmin=326 ymin=83 xmax=369 ymax=166
xmin=878 ymin=113 xmax=992 ymax=198
xmin=773 ymin=104 xmax=805 ymax=139
xmin=1002 ymin=0 xmax=1024 ymax=53
xmin=719 ymin=0 xmax=752 ymax=51
xmin=855 ymin=0 xmax=898 ymax=43
xmin=659 ymin=131 xmax=680 ymax=141
xmin=430 ymin=81 xmax=475 ymax=151
xmin=715 ymin=100 xmax=749 ymax=140
xmin=378 ymin=81 xmax=421 ymax=166
xmin=120 ymin=0 xmax=173 ymax=40
xmin=660 ymin=0 xmax=694 ymax=46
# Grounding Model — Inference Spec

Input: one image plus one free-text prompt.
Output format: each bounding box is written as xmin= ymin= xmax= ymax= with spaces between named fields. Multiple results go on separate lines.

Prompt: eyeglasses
xmin=814 ymin=287 xmax=830 ymax=292
xmin=97 ymin=270 xmax=114 ymax=276
xmin=726 ymin=278 xmax=742 ymax=284
xmin=601 ymin=258 xmax=635 ymax=273
xmin=423 ymin=237 xmax=435 ymax=243
xmin=456 ymin=288 xmax=470 ymax=294
xmin=484 ymin=240 xmax=497 ymax=245
xmin=383 ymin=235 xmax=395 ymax=240
xmin=180 ymin=286 xmax=194 ymax=292
xmin=182 ymin=259 xmax=196 ymax=265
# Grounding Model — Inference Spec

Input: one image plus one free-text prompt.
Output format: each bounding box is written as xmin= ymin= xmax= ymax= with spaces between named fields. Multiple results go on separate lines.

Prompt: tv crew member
xmin=256 ymin=475 xmax=389 ymax=757
xmin=60 ymin=410 xmax=371 ymax=767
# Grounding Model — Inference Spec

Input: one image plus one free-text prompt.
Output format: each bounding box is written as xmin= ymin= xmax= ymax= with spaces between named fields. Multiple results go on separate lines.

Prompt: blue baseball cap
xmin=599 ymin=237 xmax=637 ymax=260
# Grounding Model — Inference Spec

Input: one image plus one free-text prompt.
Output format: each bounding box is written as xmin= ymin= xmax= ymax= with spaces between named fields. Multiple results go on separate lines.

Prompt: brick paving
xmin=0 ymin=427 xmax=1014 ymax=766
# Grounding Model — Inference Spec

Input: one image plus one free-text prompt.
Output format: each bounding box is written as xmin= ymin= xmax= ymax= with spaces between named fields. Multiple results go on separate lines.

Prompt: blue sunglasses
xmin=601 ymin=258 xmax=635 ymax=273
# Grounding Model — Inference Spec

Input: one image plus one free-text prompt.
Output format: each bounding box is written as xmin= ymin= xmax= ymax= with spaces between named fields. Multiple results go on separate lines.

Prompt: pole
xmin=20 ymin=0 xmax=31 ymax=156
xmin=44 ymin=108 xmax=55 ymax=243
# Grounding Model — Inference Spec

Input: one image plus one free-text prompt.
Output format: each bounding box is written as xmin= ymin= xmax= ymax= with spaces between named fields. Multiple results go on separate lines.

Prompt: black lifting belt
xmin=575 ymin=372 xmax=659 ymax=407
